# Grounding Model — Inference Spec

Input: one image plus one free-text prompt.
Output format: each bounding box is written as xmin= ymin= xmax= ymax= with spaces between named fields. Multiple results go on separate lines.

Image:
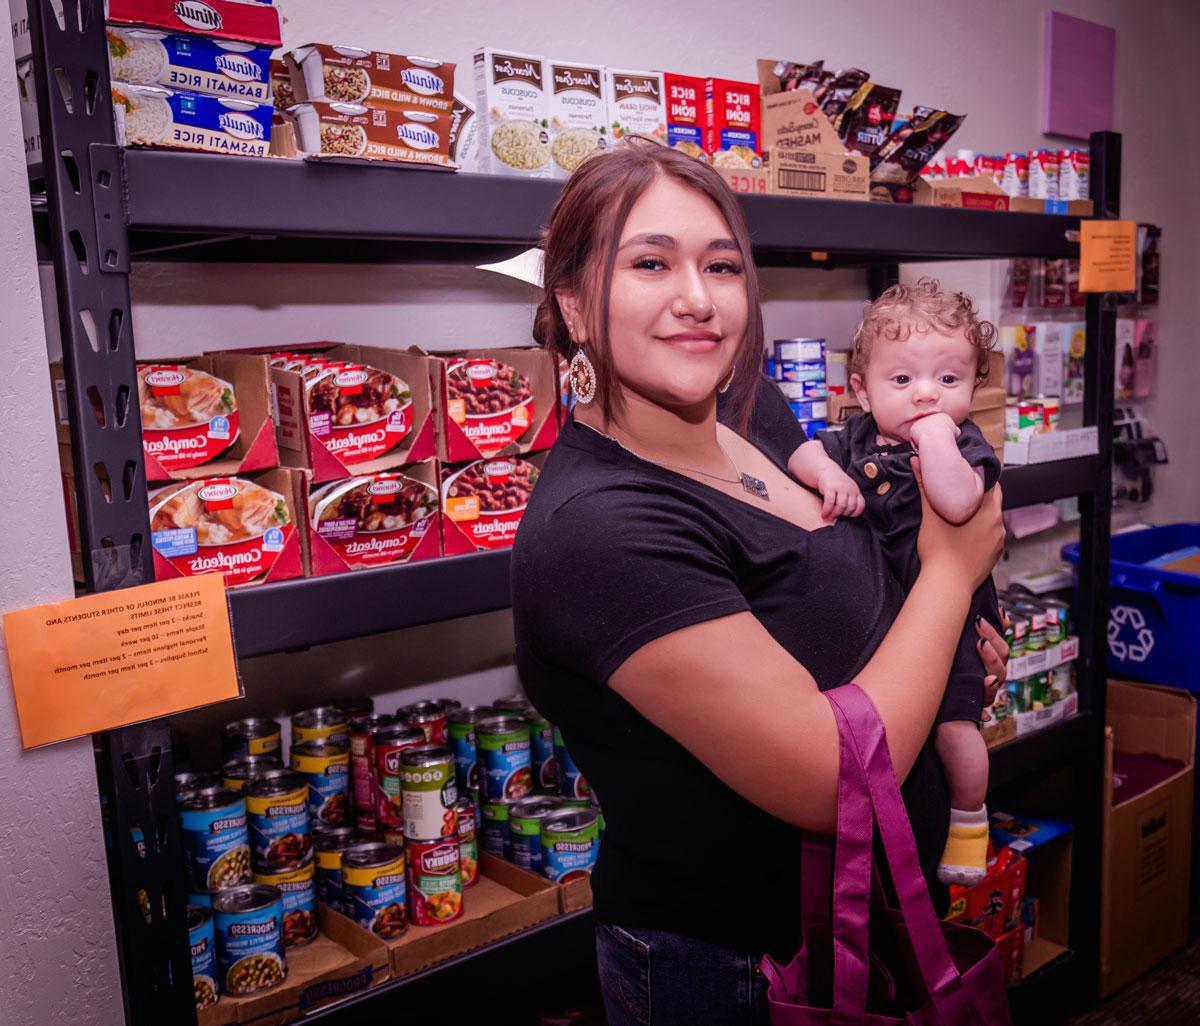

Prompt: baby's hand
xmin=909 ymin=412 xmax=961 ymax=450
xmin=816 ymin=467 xmax=865 ymax=520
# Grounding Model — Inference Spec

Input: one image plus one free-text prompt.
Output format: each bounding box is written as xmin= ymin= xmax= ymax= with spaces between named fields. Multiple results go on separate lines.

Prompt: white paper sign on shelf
xmin=1005 ymin=426 xmax=1099 ymax=465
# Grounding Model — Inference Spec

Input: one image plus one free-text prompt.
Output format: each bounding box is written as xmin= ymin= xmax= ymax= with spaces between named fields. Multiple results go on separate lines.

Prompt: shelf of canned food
xmin=178 ymin=693 xmax=601 ymax=1023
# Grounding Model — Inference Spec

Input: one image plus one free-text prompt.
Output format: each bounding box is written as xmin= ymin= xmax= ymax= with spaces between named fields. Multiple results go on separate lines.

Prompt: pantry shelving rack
xmin=28 ymin=3 xmax=1117 ymax=1024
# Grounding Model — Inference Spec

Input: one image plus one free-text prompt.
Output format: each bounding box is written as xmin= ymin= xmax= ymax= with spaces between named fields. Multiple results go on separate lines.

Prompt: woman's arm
xmin=608 ymin=483 xmax=1004 ymax=834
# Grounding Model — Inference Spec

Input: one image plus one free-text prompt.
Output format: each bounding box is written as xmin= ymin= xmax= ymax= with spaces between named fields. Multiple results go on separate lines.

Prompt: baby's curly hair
xmin=849 ymin=278 xmax=996 ymax=386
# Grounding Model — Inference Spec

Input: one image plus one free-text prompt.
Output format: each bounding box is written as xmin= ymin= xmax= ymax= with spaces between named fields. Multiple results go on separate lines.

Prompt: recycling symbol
xmin=1108 ymin=605 xmax=1155 ymax=663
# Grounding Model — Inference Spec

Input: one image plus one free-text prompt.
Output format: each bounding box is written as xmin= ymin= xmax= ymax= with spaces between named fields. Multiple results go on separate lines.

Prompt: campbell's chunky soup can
xmin=509 ymin=795 xmax=565 ymax=876
xmin=447 ymin=704 xmax=493 ymax=799
xmin=477 ymin=716 xmax=533 ymax=802
xmin=180 ymin=786 xmax=252 ymax=891
xmin=312 ymin=826 xmax=362 ymax=913
xmin=541 ymin=808 xmax=600 ymax=883
xmin=253 ymin=855 xmax=318 ymax=946
xmin=222 ymin=718 xmax=282 ymax=761
xmin=399 ymin=699 xmax=450 ymax=744
xmin=374 ymin=724 xmax=427 ymax=833
xmin=554 ymin=726 xmax=591 ymax=800
xmin=222 ymin=754 xmax=283 ymax=792
xmin=455 ymin=796 xmax=479 ymax=888
xmin=290 ymin=740 xmax=351 ymax=827
xmin=406 ymin=836 xmax=463 ymax=925
xmin=442 ymin=457 xmax=540 ymax=551
xmin=292 ymin=706 xmax=349 ymax=747
xmin=247 ymin=771 xmax=311 ymax=871
xmin=213 ymin=884 xmax=287 ymax=996
xmin=350 ymin=713 xmax=396 ymax=832
xmin=342 ymin=842 xmax=408 ymax=939
xmin=481 ymin=798 xmax=512 ymax=860
xmin=189 ymin=904 xmax=218 ymax=1010
xmin=400 ymin=744 xmax=458 ymax=841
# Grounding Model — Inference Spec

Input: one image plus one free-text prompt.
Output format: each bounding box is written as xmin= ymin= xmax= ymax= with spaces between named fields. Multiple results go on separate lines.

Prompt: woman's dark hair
xmin=533 ymin=140 xmax=764 ymax=428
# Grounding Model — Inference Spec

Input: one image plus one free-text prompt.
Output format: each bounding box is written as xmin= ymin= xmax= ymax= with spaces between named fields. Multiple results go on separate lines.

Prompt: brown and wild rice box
xmin=474 ymin=47 xmax=551 ymax=177
xmin=288 ymin=101 xmax=454 ymax=166
xmin=285 ymin=45 xmax=454 ymax=113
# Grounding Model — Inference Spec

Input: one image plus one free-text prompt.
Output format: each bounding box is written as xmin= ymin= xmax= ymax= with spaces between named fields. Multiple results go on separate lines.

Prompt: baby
xmin=791 ymin=278 xmax=1002 ymax=886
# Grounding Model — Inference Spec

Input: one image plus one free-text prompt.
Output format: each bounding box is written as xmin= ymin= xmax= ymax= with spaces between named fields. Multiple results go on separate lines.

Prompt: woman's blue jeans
xmin=595 ymin=922 xmax=770 ymax=1026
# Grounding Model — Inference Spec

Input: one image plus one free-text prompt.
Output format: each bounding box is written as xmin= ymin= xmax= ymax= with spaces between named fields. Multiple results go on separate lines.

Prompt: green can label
xmin=401 ymin=759 xmax=457 ymax=841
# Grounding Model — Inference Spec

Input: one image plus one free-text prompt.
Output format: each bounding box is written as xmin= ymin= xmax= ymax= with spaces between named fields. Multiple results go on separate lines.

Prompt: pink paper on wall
xmin=1043 ymin=11 xmax=1115 ymax=139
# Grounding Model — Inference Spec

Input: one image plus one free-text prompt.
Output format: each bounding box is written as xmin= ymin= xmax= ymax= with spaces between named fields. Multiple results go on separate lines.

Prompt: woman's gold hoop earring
xmin=718 ymin=364 xmax=736 ymax=395
xmin=569 ymin=350 xmax=597 ymax=405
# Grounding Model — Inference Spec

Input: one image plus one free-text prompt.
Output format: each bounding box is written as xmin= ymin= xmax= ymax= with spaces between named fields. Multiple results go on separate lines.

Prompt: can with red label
xmin=455 ymin=796 xmax=479 ymax=888
xmin=373 ymin=724 xmax=427 ymax=833
xmin=398 ymin=699 xmax=449 ymax=744
xmin=405 ymin=836 xmax=463 ymax=925
xmin=349 ymin=713 xmax=395 ymax=833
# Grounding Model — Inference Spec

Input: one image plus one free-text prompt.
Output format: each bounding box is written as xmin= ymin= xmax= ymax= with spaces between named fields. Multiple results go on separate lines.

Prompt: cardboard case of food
xmin=107 ymin=0 xmax=283 ymax=48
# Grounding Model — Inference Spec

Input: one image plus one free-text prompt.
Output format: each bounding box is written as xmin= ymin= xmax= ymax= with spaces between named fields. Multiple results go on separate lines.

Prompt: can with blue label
xmin=481 ymin=798 xmax=512 ymax=859
xmin=222 ymin=717 xmax=282 ymax=761
xmin=253 ymin=855 xmax=318 ymax=946
xmin=446 ymin=704 xmax=493 ymax=800
xmin=554 ymin=727 xmax=591 ymax=800
xmin=212 ymin=884 xmax=287 ymax=996
xmin=342 ymin=842 xmax=408 ymax=939
xmin=541 ymin=807 xmax=600 ymax=883
xmin=247 ymin=771 xmax=311 ymax=871
xmin=494 ymin=698 xmax=558 ymax=794
xmin=188 ymin=904 xmax=218 ymax=1010
xmin=180 ymin=787 xmax=252 ymax=891
xmin=509 ymin=795 xmax=564 ymax=875
xmin=290 ymin=740 xmax=351 ymax=828
xmin=477 ymin=715 xmax=533 ymax=802
xmin=176 ymin=770 xmax=221 ymax=804
xmin=312 ymin=825 xmax=362 ymax=913
xmin=221 ymin=754 xmax=283 ymax=793
xmin=188 ymin=887 xmax=220 ymax=909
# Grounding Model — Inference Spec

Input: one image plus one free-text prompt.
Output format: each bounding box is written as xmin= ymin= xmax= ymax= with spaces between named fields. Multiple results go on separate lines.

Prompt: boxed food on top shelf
xmin=107 ymin=26 xmax=272 ymax=102
xmin=305 ymin=461 xmax=442 ymax=576
xmin=604 ymin=68 xmax=666 ymax=146
xmin=112 ymin=82 xmax=273 ymax=155
xmin=16 ymin=59 xmax=41 ymax=179
xmin=269 ymin=58 xmax=294 ymax=112
xmin=106 ymin=0 xmax=282 ymax=48
xmin=705 ymin=77 xmax=760 ymax=170
xmin=429 ymin=347 xmax=559 ymax=462
xmin=272 ymin=345 xmax=437 ymax=485
xmin=148 ymin=468 xmax=305 ymax=587
xmin=546 ymin=59 xmax=609 ymax=178
xmin=447 ymin=93 xmax=479 ymax=172
xmin=473 ymin=48 xmax=551 ymax=177
xmin=284 ymin=45 xmax=455 ymax=113
xmin=286 ymin=101 xmax=454 ymax=167
xmin=441 ymin=451 xmax=547 ymax=554
xmin=663 ymin=72 xmax=705 ymax=161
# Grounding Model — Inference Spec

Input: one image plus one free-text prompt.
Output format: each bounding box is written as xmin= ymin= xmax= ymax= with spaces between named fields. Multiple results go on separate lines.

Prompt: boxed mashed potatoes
xmin=545 ymin=59 xmax=608 ymax=178
xmin=474 ymin=47 xmax=551 ymax=177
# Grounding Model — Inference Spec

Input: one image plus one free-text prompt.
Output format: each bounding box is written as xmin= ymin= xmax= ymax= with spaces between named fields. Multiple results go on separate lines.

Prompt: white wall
xmin=0 ymin=3 xmax=123 ymax=1023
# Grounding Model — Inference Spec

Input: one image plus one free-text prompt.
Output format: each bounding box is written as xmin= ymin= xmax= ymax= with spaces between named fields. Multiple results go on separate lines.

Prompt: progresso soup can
xmin=509 ymin=795 xmax=564 ymax=876
xmin=312 ymin=825 xmax=362 ymax=913
xmin=335 ymin=696 xmax=375 ymax=720
xmin=477 ymin=716 xmax=533 ymax=802
xmin=342 ymin=842 xmax=408 ymax=939
xmin=554 ymin=727 xmax=591 ymax=800
xmin=492 ymin=697 xmax=556 ymax=793
xmin=541 ymin=807 xmax=600 ymax=883
xmin=290 ymin=740 xmax=351 ymax=827
xmin=222 ymin=754 xmax=284 ymax=793
xmin=481 ymin=798 xmax=511 ymax=860
xmin=213 ymin=884 xmax=287 ymax=996
xmin=292 ymin=706 xmax=349 ymax=747
xmin=222 ymin=718 xmax=282 ymax=761
xmin=349 ymin=712 xmax=396 ymax=833
xmin=455 ymin=796 xmax=479 ymax=888
xmin=176 ymin=770 xmax=221 ymax=804
xmin=180 ymin=786 xmax=252 ymax=891
xmin=374 ymin=724 xmax=427 ymax=834
xmin=446 ymin=704 xmax=493 ymax=799
xmin=401 ymin=744 xmax=458 ymax=841
xmin=247 ymin=771 xmax=311 ymax=871
xmin=253 ymin=854 xmax=318 ymax=946
xmin=188 ymin=904 xmax=218 ymax=1011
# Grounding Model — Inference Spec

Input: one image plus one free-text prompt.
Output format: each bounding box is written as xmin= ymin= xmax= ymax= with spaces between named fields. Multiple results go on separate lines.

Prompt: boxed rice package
xmin=112 ymin=82 xmax=272 ymax=155
xmin=474 ymin=47 xmax=551 ymax=177
xmin=284 ymin=45 xmax=454 ymax=113
xmin=546 ymin=59 xmax=608 ymax=178
xmin=288 ymin=101 xmax=454 ymax=166
xmin=705 ymin=78 xmax=761 ymax=169
xmin=106 ymin=0 xmax=282 ymax=48
xmin=663 ymin=72 xmax=705 ymax=161
xmin=106 ymin=26 xmax=272 ymax=102
xmin=448 ymin=93 xmax=479 ymax=172
xmin=605 ymin=68 xmax=665 ymax=145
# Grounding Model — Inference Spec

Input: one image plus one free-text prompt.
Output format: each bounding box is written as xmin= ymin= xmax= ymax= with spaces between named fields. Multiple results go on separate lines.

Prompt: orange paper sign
xmin=1080 ymin=219 xmax=1137 ymax=293
xmin=3 ymin=574 xmax=241 ymax=748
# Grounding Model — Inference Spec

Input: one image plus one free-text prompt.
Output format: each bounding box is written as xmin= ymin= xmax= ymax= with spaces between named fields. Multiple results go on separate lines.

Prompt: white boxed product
xmin=474 ymin=47 xmax=551 ymax=177
xmin=546 ymin=59 xmax=609 ymax=179
xmin=448 ymin=92 xmax=479 ymax=173
xmin=774 ymin=337 xmax=825 ymax=362
xmin=1004 ymin=425 xmax=1098 ymax=465
xmin=604 ymin=68 xmax=666 ymax=145
xmin=17 ymin=59 xmax=41 ymax=178
xmin=1031 ymin=321 xmax=1064 ymax=398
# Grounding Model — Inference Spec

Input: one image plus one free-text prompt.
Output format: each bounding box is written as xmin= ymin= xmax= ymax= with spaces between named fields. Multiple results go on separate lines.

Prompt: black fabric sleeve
xmin=957 ymin=418 xmax=1002 ymax=491
xmin=514 ymin=483 xmax=751 ymax=686
xmin=726 ymin=374 xmax=807 ymax=471
xmin=938 ymin=577 xmax=1004 ymax=723
xmin=815 ymin=419 xmax=855 ymax=470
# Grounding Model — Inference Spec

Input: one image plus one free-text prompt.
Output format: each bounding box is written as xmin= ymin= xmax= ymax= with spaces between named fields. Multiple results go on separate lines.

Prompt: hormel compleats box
xmin=149 ymin=468 xmax=304 ymax=587
xmin=430 ymin=347 xmax=559 ymax=462
xmin=285 ymin=45 xmax=454 ymax=114
xmin=107 ymin=27 xmax=272 ymax=102
xmin=441 ymin=452 xmax=547 ymax=554
xmin=113 ymin=82 xmax=272 ymax=155
xmin=706 ymin=78 xmax=760 ymax=169
xmin=107 ymin=0 xmax=282 ymax=48
xmin=305 ymin=461 xmax=441 ymax=575
xmin=546 ymin=59 xmax=608 ymax=178
xmin=273 ymin=345 xmax=437 ymax=485
xmin=604 ymin=68 xmax=665 ymax=145
xmin=663 ymin=72 xmax=705 ymax=160
xmin=289 ymin=102 xmax=454 ymax=167
xmin=474 ymin=48 xmax=551 ymax=177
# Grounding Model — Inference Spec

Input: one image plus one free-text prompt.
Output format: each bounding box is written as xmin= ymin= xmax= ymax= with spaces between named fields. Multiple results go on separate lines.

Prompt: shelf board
xmin=988 ymin=713 xmax=1094 ymax=791
xmin=999 ymin=455 xmax=1103 ymax=509
xmin=117 ymin=150 xmax=1083 ymax=265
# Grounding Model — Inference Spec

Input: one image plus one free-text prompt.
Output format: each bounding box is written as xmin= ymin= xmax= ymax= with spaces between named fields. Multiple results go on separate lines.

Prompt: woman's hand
xmin=913 ymin=457 xmax=1005 ymax=591
xmin=976 ymin=615 xmax=1009 ymax=721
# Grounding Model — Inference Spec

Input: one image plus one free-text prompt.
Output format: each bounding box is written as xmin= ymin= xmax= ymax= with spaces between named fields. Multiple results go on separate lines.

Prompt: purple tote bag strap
xmin=827 ymin=685 xmax=986 ymax=1026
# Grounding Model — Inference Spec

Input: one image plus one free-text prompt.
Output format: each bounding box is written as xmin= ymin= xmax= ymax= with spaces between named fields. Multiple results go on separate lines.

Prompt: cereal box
xmin=286 ymin=45 xmax=454 ymax=114
xmin=546 ymin=59 xmax=608 ymax=178
xmin=663 ymin=72 xmax=705 ymax=161
xmin=107 ymin=27 xmax=273 ymax=103
xmin=112 ymin=82 xmax=272 ymax=155
xmin=474 ymin=48 xmax=551 ymax=177
xmin=289 ymin=102 xmax=453 ymax=166
xmin=604 ymin=68 xmax=665 ymax=146
xmin=706 ymin=78 xmax=760 ymax=169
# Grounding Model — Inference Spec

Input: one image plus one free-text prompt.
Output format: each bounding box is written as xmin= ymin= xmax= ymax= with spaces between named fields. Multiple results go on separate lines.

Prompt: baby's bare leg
xmin=935 ymin=719 xmax=989 ymax=811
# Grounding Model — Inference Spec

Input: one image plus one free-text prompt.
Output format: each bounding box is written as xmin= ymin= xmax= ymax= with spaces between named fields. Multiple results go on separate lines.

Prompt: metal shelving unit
xmin=27 ymin=4 xmax=1115 ymax=1022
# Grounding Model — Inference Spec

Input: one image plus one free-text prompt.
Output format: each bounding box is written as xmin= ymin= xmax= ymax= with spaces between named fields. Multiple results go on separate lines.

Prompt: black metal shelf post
xmin=27 ymin=2 xmax=194 ymax=1023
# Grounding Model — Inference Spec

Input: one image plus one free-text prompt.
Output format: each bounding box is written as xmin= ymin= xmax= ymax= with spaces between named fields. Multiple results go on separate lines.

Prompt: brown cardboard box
xmin=57 ymin=443 xmax=84 ymax=583
xmin=716 ymin=166 xmax=770 ymax=195
xmin=558 ymin=873 xmax=594 ymax=913
xmin=1022 ymin=834 xmax=1072 ymax=977
xmin=197 ymin=908 xmax=391 ymax=1026
xmin=1101 ymin=679 xmax=1196 ymax=997
xmin=375 ymin=853 xmax=559 ymax=978
xmin=914 ymin=176 xmax=1010 ymax=211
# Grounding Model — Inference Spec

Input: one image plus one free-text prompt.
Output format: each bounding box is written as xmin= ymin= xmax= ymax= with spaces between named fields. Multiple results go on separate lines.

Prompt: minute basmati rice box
xmin=545 ymin=59 xmax=608 ymax=179
xmin=473 ymin=47 xmax=551 ymax=178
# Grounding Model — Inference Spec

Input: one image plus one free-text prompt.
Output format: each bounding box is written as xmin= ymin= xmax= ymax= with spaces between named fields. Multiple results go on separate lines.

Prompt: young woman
xmin=511 ymin=143 xmax=1008 ymax=1026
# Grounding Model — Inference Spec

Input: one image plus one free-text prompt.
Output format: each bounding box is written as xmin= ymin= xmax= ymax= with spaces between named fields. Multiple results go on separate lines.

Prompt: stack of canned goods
xmin=995 ymin=590 xmax=1075 ymax=717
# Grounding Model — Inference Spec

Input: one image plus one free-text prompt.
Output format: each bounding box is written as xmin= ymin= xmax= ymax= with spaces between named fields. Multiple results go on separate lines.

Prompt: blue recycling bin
xmin=1063 ymin=524 xmax=1200 ymax=691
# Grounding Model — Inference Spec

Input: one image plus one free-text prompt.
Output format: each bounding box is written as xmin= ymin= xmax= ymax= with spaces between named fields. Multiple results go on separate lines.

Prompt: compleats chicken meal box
xmin=284 ymin=44 xmax=454 ymax=113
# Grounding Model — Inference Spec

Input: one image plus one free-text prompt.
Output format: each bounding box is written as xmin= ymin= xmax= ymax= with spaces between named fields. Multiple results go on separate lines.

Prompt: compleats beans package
xmin=546 ymin=59 xmax=608 ymax=178
xmin=107 ymin=27 xmax=272 ymax=102
xmin=474 ymin=47 xmax=551 ymax=177
xmin=289 ymin=101 xmax=454 ymax=166
xmin=605 ymin=68 xmax=665 ymax=145
xmin=286 ymin=44 xmax=454 ymax=113
xmin=441 ymin=454 xmax=544 ymax=554
xmin=113 ymin=82 xmax=273 ymax=155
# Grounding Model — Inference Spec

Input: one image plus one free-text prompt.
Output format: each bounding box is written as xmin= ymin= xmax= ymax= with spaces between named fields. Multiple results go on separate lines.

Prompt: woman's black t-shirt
xmin=511 ymin=378 xmax=950 ymax=957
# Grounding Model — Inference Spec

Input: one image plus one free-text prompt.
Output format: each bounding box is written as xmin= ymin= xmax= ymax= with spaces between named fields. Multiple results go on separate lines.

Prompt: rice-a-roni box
xmin=546 ymin=59 xmax=608 ymax=179
xmin=112 ymin=81 xmax=272 ymax=155
xmin=107 ymin=27 xmax=272 ymax=102
xmin=473 ymin=47 xmax=551 ymax=177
